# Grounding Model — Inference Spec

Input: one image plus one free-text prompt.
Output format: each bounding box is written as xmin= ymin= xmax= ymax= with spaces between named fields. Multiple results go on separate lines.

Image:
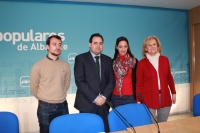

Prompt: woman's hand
xmin=172 ymin=94 xmax=176 ymax=104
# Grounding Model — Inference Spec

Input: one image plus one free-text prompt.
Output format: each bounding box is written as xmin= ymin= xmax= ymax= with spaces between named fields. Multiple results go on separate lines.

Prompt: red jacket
xmin=136 ymin=55 xmax=176 ymax=109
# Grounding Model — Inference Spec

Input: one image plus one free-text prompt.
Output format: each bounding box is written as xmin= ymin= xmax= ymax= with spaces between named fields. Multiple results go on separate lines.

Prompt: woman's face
xmin=145 ymin=39 xmax=158 ymax=56
xmin=116 ymin=41 xmax=128 ymax=56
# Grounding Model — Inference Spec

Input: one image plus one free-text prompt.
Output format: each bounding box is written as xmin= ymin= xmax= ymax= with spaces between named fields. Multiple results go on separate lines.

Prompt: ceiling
xmin=57 ymin=0 xmax=200 ymax=10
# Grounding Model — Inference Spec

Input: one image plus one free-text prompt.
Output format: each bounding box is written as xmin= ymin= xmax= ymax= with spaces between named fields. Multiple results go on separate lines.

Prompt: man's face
xmin=89 ymin=36 xmax=103 ymax=55
xmin=46 ymin=37 xmax=62 ymax=57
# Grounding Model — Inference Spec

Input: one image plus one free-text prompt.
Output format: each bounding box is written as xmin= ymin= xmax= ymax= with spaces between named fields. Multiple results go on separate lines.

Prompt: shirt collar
xmin=90 ymin=50 xmax=101 ymax=58
xmin=46 ymin=54 xmax=59 ymax=61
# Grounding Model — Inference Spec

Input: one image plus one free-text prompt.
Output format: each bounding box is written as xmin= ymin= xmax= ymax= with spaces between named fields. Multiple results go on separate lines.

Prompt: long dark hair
xmin=113 ymin=36 xmax=134 ymax=60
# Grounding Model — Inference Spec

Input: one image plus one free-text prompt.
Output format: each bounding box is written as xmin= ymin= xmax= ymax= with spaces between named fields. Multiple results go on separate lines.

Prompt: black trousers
xmin=80 ymin=107 xmax=109 ymax=132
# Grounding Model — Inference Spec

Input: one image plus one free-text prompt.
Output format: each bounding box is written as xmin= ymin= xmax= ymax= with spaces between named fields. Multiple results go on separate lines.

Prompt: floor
xmin=167 ymin=111 xmax=194 ymax=121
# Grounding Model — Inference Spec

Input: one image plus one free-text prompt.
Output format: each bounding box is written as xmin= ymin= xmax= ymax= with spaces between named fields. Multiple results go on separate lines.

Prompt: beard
xmin=51 ymin=51 xmax=61 ymax=56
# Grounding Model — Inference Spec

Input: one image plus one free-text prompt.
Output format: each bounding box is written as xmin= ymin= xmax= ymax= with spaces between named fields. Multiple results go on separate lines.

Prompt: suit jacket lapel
xmin=100 ymin=55 xmax=105 ymax=82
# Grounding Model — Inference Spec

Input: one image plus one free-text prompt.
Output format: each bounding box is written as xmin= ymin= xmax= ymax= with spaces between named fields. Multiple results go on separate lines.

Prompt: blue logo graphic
xmin=68 ymin=53 xmax=77 ymax=63
xmin=20 ymin=76 xmax=30 ymax=87
xmin=171 ymin=68 xmax=189 ymax=84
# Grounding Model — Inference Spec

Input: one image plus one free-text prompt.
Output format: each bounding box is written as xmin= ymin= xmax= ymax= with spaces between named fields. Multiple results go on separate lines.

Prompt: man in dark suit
xmin=74 ymin=33 xmax=115 ymax=132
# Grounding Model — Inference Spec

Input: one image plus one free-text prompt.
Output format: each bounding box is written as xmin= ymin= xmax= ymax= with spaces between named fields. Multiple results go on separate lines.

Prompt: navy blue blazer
xmin=74 ymin=51 xmax=115 ymax=112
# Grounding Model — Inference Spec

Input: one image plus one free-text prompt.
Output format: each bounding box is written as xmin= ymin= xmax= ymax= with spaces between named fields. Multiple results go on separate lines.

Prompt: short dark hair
xmin=89 ymin=33 xmax=104 ymax=43
xmin=46 ymin=35 xmax=62 ymax=46
xmin=113 ymin=36 xmax=134 ymax=60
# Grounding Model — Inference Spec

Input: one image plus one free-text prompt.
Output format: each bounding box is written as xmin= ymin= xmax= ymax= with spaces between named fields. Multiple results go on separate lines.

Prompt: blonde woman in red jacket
xmin=136 ymin=35 xmax=176 ymax=123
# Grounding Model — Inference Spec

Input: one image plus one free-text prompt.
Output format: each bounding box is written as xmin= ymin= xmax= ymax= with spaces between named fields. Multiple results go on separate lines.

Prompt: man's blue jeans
xmin=37 ymin=100 xmax=69 ymax=133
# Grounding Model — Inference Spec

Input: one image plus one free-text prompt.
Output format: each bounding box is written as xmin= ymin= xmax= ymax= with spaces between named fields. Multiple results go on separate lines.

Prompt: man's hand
xmin=95 ymin=95 xmax=106 ymax=106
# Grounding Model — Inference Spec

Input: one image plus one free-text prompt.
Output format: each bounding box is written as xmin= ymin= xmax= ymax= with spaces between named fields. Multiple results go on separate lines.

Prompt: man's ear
xmin=46 ymin=45 xmax=49 ymax=50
